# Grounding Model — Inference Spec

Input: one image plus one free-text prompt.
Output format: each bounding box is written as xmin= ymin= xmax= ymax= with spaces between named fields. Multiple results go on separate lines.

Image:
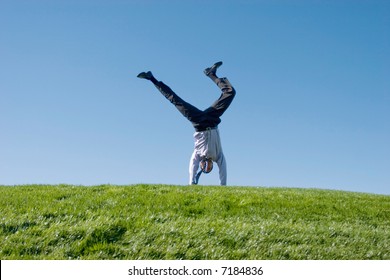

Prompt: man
xmin=137 ymin=61 xmax=236 ymax=185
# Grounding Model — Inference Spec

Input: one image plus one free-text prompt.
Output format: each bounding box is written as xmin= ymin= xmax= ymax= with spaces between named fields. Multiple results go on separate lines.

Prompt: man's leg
xmin=138 ymin=71 xmax=203 ymax=124
xmin=207 ymin=77 xmax=236 ymax=117
xmin=204 ymin=64 xmax=236 ymax=119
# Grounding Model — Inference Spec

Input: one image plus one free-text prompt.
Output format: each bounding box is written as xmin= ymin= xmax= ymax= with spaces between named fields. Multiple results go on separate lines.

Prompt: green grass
xmin=0 ymin=184 xmax=389 ymax=260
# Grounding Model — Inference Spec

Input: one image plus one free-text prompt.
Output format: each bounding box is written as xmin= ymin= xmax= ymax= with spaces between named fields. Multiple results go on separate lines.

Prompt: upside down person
xmin=137 ymin=61 xmax=236 ymax=185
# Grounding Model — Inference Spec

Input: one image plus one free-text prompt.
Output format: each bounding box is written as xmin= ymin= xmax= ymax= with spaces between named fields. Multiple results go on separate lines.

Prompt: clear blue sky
xmin=1 ymin=0 xmax=389 ymax=195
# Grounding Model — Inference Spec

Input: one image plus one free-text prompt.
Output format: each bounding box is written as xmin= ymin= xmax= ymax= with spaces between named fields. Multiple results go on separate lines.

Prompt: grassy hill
xmin=0 ymin=184 xmax=389 ymax=260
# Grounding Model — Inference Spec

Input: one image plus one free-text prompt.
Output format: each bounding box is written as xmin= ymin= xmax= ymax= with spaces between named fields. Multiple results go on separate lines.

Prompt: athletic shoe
xmin=204 ymin=61 xmax=223 ymax=76
xmin=137 ymin=71 xmax=153 ymax=80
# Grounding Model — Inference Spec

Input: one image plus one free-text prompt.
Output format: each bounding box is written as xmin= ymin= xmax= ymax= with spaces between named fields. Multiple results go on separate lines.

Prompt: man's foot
xmin=204 ymin=61 xmax=223 ymax=76
xmin=137 ymin=71 xmax=153 ymax=80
